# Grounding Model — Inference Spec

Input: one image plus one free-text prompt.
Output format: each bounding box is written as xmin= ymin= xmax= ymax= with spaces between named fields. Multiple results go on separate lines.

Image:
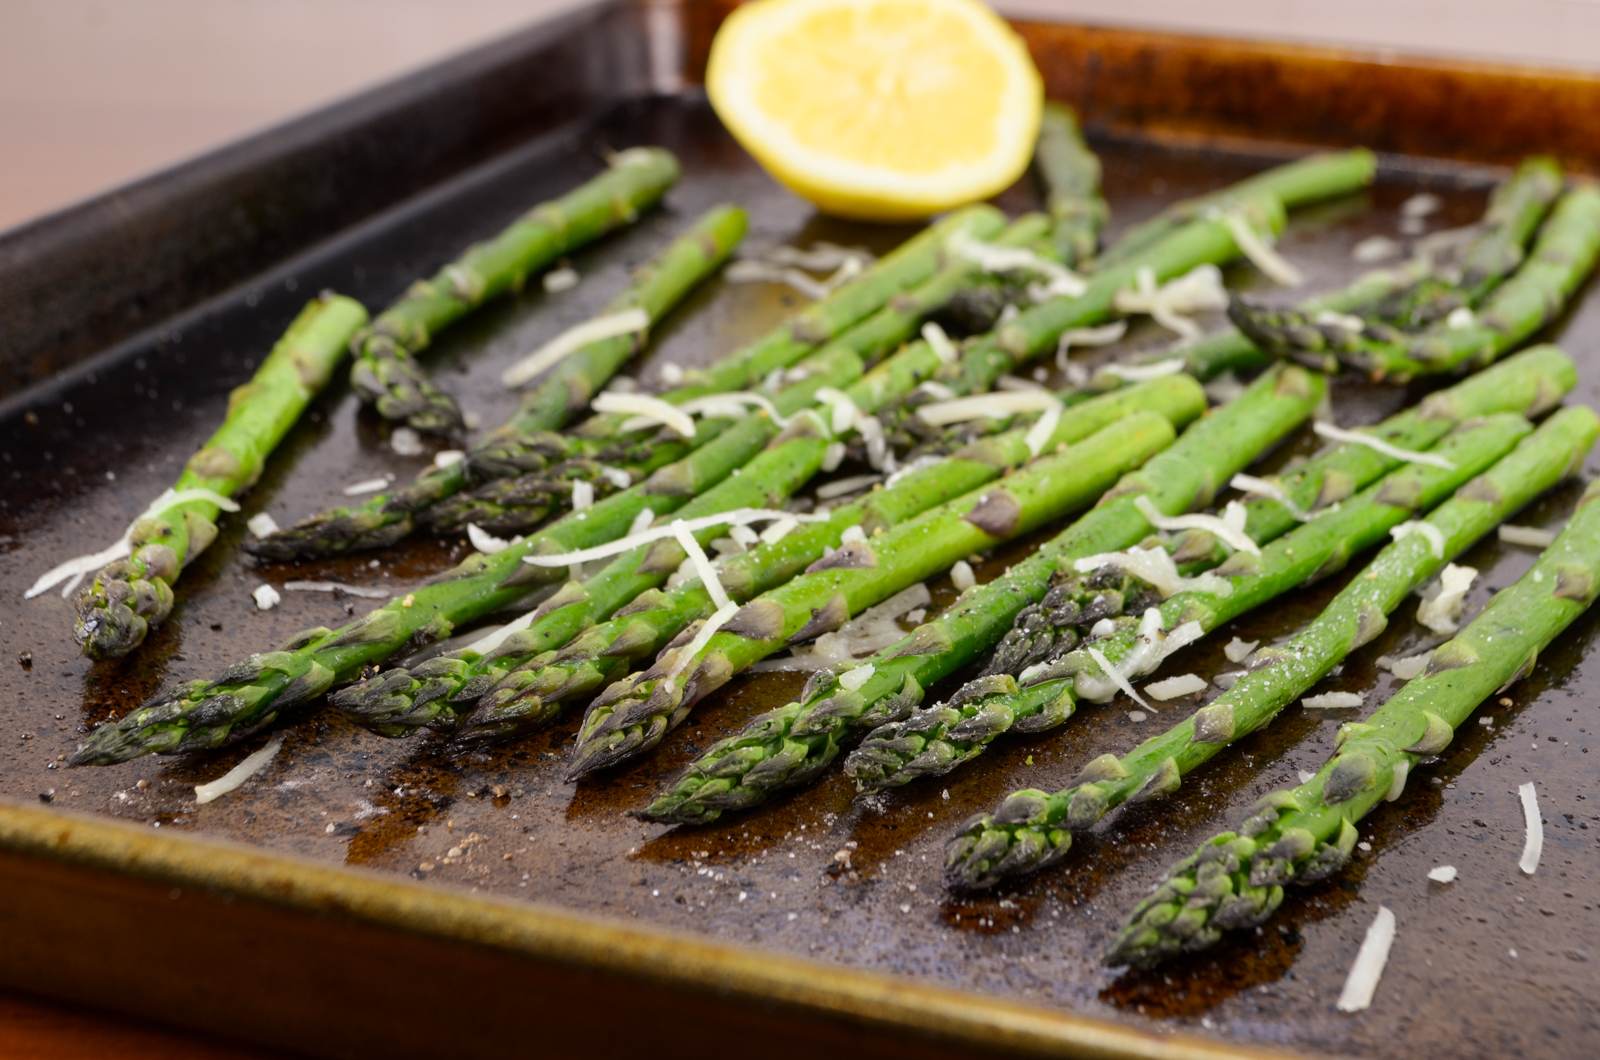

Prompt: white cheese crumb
xmin=542 ymin=265 xmax=579 ymax=293
xmin=1145 ymin=673 xmax=1207 ymax=700
xmin=252 ymin=584 xmax=281 ymax=611
xmin=195 ymin=734 xmax=286 ymax=805
xmin=950 ymin=560 xmax=976 ymax=591
xmin=389 ymin=427 xmax=424 ymax=457
xmin=1224 ymin=637 xmax=1259 ymax=664
xmin=1498 ymin=524 xmax=1556 ymax=548
xmin=341 ymin=476 xmax=391 ymax=496
xmin=1302 ymin=691 xmax=1364 ymax=709
xmin=246 ymin=513 xmax=280 ymax=538
xmin=839 ymin=665 xmax=874 ymax=691
xmin=1427 ymin=865 xmax=1458 ymax=884
xmin=1335 ymin=905 xmax=1396 ymax=1013
xmin=1518 ymin=782 xmax=1543 ymax=875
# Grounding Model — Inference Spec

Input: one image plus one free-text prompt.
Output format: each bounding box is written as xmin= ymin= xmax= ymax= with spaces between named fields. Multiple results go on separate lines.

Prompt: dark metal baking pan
xmin=2 ymin=2 xmax=1598 ymax=1057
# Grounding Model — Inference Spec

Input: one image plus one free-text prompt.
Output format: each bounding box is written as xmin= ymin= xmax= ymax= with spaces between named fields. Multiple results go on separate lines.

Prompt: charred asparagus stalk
xmin=944 ymin=406 xmax=1597 ymax=894
xmin=1108 ymin=473 xmax=1600 ymax=967
xmin=64 ymin=294 xmax=368 ymax=658
xmin=351 ymin=147 xmax=680 ymax=435
xmin=638 ymin=366 xmax=1325 ymax=825
xmin=250 ymin=204 xmax=748 ymax=561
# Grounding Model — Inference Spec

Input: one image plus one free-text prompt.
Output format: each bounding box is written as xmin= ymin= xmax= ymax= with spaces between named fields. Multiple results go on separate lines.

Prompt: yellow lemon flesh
xmin=707 ymin=0 xmax=1042 ymax=221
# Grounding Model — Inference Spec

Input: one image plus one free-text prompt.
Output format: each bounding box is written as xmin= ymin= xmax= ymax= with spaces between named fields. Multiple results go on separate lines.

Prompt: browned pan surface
xmin=2 ymin=11 xmax=1599 ymax=1059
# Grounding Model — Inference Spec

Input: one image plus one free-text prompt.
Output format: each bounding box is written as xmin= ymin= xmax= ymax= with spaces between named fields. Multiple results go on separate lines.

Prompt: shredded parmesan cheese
xmin=468 ymin=524 xmax=512 ymax=554
xmin=1498 ymin=524 xmax=1556 ymax=548
xmin=629 ymin=508 xmax=656 ymax=535
xmin=665 ymin=602 xmax=741 ymax=680
xmin=595 ymin=392 xmax=696 ymax=438
xmin=1313 ymin=422 xmax=1455 ymax=470
xmin=760 ymin=516 xmax=799 ymax=544
xmin=1101 ymin=358 xmax=1185 ymax=383
xmin=676 ymin=392 xmax=788 ymax=427
xmin=1352 ymin=236 xmax=1402 ymax=264
xmin=1146 ymin=673 xmax=1207 ymax=700
xmin=598 ymin=466 xmax=632 ymax=490
xmin=247 ymin=513 xmax=280 ymax=538
xmin=571 ymin=481 xmax=594 ymax=512
xmin=1135 ymin=496 xmax=1259 ymax=555
xmin=252 ymin=584 xmax=281 ymax=611
xmin=1377 ymin=651 xmax=1432 ymax=680
xmin=389 ymin=427 xmax=424 ymax=457
xmin=541 ymin=265 xmax=579 ymax=293
xmin=1219 ymin=210 xmax=1304 ymax=286
xmin=1025 ymin=398 xmax=1066 ymax=457
xmin=921 ymin=322 xmax=959 ymax=364
xmin=194 ymin=733 xmax=286 ymax=805
xmin=342 ymin=476 xmax=391 ymax=496
xmin=1335 ymin=906 xmax=1396 ymax=1013
xmin=671 ymin=521 xmax=729 ymax=609
xmin=765 ymin=241 xmax=872 ymax=271
xmin=1054 ymin=321 xmax=1128 ymax=371
xmin=502 ymin=308 xmax=649 ymax=388
xmin=839 ymin=664 xmax=875 ymax=691
xmin=1390 ymin=520 xmax=1446 ymax=559
xmin=1518 ymin=782 xmax=1543 ymax=874
xmin=1086 ymin=645 xmax=1151 ymax=710
xmin=522 ymin=508 xmax=820 ymax=568
xmin=950 ymin=560 xmax=976 ymax=591
xmin=26 ymin=486 xmax=242 ymax=599
xmin=1225 ymin=637 xmax=1259 ymax=664
xmin=1417 ymin=563 xmax=1477 ymax=634
xmin=915 ymin=391 xmax=1060 ymax=427
xmin=462 ymin=608 xmax=541 ymax=656
xmin=815 ymin=475 xmax=881 ymax=500
xmin=1303 ymin=691 xmax=1364 ymax=709
xmin=1230 ymin=473 xmax=1311 ymax=521
xmin=1113 ymin=264 xmax=1228 ymax=340
xmin=814 ymin=387 xmax=861 ymax=434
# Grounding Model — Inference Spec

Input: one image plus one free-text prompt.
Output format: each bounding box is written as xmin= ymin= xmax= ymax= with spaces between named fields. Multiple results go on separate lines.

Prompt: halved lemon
xmin=707 ymin=0 xmax=1042 ymax=221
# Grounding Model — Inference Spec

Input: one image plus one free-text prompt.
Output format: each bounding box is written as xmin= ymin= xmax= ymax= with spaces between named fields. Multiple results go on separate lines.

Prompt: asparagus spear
xmin=639 ymin=366 xmax=1325 ymax=824
xmin=68 ymin=344 xmax=866 ymax=766
xmin=1107 ymin=472 xmax=1600 ymax=967
xmin=249 ymin=205 xmax=748 ymax=561
xmin=65 ymin=294 xmax=368 ymax=659
xmin=867 ymin=413 xmax=1531 ymax=803
xmin=350 ymin=148 xmax=680 ymax=435
xmin=944 ymin=408 xmax=1597 ymax=893
xmin=1230 ymin=183 xmax=1600 ymax=380
xmin=1096 ymin=150 xmax=1377 ymax=269
xmin=985 ymin=345 xmax=1577 ymax=677
xmin=1034 ymin=103 xmax=1107 ymax=265
xmin=568 ymin=413 xmax=1182 ymax=779
xmin=421 ymin=214 xmax=1053 ymax=537
xmin=397 ymin=378 xmax=1207 ymax=742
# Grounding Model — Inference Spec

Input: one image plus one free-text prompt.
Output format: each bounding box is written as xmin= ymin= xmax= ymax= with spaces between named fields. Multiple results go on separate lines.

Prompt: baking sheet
xmin=2 ymin=11 xmax=1598 ymax=1059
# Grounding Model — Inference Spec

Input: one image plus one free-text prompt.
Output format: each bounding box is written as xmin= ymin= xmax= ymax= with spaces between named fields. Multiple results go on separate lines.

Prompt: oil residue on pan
xmin=2 ymin=98 xmax=1597 ymax=1059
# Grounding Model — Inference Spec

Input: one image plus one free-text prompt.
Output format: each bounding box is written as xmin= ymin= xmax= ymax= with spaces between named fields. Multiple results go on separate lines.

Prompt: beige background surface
xmin=1 ymin=0 xmax=1597 ymax=228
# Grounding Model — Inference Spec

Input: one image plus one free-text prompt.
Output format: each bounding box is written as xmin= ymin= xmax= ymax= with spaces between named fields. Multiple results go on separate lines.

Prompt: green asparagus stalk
xmin=62 ymin=294 xmax=368 ymax=658
xmin=67 ymin=345 xmax=865 ymax=766
xmin=350 ymin=148 xmax=680 ymax=435
xmin=568 ymin=413 xmax=1182 ymax=780
xmin=1035 ymin=103 xmax=1107 ymax=265
xmin=638 ymin=366 xmax=1325 ymax=825
xmin=437 ymin=378 xmax=1209 ymax=743
xmin=875 ymin=414 xmax=1531 ymax=807
xmin=1096 ymin=150 xmax=1377 ymax=269
xmin=249 ymin=205 xmax=748 ymax=561
xmin=986 ymin=345 xmax=1578 ymax=676
xmin=943 ymin=409 xmax=1596 ymax=893
xmin=420 ymin=213 xmax=1051 ymax=537
xmin=1107 ymin=473 xmax=1600 ymax=967
xmin=1230 ymin=183 xmax=1600 ymax=380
